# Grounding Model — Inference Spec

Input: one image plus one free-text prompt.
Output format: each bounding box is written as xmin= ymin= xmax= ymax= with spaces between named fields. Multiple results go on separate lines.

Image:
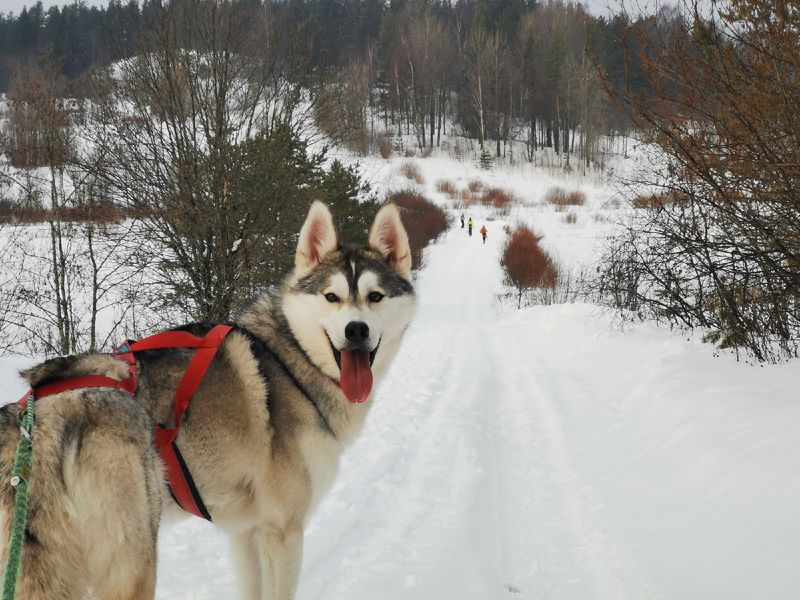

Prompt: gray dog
xmin=0 ymin=201 xmax=416 ymax=599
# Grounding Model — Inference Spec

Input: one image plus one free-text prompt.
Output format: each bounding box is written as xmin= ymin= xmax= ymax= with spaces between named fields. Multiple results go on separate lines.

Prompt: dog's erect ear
xmin=296 ymin=201 xmax=338 ymax=277
xmin=368 ymin=203 xmax=412 ymax=279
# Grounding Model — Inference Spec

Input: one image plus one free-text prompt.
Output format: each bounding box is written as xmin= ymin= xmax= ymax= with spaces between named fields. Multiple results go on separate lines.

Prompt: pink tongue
xmin=340 ymin=349 xmax=373 ymax=403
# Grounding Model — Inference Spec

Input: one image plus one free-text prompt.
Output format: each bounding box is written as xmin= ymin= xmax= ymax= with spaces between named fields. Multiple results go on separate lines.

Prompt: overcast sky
xmin=0 ymin=0 xmax=700 ymax=19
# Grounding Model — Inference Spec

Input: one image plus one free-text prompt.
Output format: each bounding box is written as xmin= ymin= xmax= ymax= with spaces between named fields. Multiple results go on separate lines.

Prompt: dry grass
xmin=467 ymin=179 xmax=483 ymax=192
xmin=564 ymin=212 xmax=578 ymax=224
xmin=387 ymin=190 xmax=449 ymax=269
xmin=435 ymin=179 xmax=459 ymax=198
xmin=400 ymin=161 xmax=424 ymax=185
xmin=0 ymin=201 xmax=129 ymax=224
xmin=544 ymin=187 xmax=586 ymax=207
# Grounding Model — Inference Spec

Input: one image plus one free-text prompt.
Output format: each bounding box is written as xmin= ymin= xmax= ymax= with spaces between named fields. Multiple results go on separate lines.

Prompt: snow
xmin=1 ymin=159 xmax=799 ymax=599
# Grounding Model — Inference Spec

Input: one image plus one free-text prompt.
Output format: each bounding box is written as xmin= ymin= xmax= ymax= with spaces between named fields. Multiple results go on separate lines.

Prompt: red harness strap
xmin=21 ymin=324 xmax=233 ymax=522
xmin=138 ymin=324 xmax=232 ymax=521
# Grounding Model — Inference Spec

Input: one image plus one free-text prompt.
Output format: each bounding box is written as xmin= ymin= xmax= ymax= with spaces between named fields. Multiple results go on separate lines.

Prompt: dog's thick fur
xmin=0 ymin=202 xmax=415 ymax=599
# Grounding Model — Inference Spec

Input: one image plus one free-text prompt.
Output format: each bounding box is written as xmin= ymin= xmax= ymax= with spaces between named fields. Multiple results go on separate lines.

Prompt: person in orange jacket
xmin=480 ymin=224 xmax=488 ymax=244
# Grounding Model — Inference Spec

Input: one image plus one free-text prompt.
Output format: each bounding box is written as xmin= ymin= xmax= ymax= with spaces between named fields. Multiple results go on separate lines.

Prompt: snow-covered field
xmin=1 ymin=156 xmax=799 ymax=599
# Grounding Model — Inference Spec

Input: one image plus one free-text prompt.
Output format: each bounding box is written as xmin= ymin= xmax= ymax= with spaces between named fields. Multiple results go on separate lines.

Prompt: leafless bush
xmin=481 ymin=187 xmax=519 ymax=209
xmin=564 ymin=212 xmax=578 ymax=224
xmin=375 ymin=133 xmax=393 ymax=159
xmin=80 ymin=0 xmax=332 ymax=323
xmin=545 ymin=187 xmax=586 ymax=206
xmin=400 ymin=161 xmax=424 ymax=185
xmin=2 ymin=64 xmax=73 ymax=169
xmin=458 ymin=185 xmax=519 ymax=215
xmin=315 ymin=56 xmax=372 ymax=155
xmin=500 ymin=224 xmax=559 ymax=308
xmin=522 ymin=268 xmax=587 ymax=306
xmin=387 ymin=190 xmax=449 ymax=268
xmin=435 ymin=179 xmax=459 ymax=198
xmin=459 ymin=189 xmax=480 ymax=205
xmin=600 ymin=0 xmax=800 ymax=361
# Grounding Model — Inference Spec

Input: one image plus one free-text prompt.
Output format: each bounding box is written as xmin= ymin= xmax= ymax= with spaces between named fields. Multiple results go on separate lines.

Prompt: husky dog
xmin=0 ymin=201 xmax=416 ymax=600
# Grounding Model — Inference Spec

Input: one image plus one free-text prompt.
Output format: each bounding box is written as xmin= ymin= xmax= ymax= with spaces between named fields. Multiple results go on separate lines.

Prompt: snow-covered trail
xmin=298 ymin=219 xmax=628 ymax=600
xmin=301 ymin=222 xmax=516 ymax=598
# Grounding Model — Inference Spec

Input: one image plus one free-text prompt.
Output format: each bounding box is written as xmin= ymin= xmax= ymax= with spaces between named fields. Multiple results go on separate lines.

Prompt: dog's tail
xmin=20 ymin=354 xmax=129 ymax=389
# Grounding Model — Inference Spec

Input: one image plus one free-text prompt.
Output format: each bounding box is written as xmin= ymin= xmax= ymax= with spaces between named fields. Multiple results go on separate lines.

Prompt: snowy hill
xmin=1 ymin=162 xmax=799 ymax=598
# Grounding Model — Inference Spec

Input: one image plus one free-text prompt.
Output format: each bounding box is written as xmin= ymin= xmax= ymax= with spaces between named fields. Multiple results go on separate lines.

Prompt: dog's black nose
xmin=345 ymin=321 xmax=370 ymax=344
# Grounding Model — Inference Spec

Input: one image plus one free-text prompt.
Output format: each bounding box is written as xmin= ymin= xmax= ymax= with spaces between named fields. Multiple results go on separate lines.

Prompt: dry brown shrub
xmin=481 ymin=187 xmax=519 ymax=209
xmin=545 ymin=187 xmax=586 ymax=206
xmin=375 ymin=133 xmax=392 ymax=159
xmin=400 ymin=161 xmax=424 ymax=185
xmin=468 ymin=179 xmax=484 ymax=192
xmin=564 ymin=212 xmax=578 ymax=224
xmin=386 ymin=190 xmax=449 ymax=268
xmin=403 ymin=148 xmax=416 ymax=157
xmin=458 ymin=186 xmax=519 ymax=212
xmin=593 ymin=212 xmax=607 ymax=223
xmin=501 ymin=225 xmax=559 ymax=297
xmin=436 ymin=179 xmax=459 ymax=198
xmin=631 ymin=191 xmax=690 ymax=209
xmin=459 ymin=189 xmax=481 ymax=205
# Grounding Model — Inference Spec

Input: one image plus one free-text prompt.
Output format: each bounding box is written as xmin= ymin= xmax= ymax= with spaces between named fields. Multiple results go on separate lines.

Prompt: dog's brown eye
xmin=324 ymin=293 xmax=339 ymax=303
xmin=367 ymin=291 xmax=384 ymax=303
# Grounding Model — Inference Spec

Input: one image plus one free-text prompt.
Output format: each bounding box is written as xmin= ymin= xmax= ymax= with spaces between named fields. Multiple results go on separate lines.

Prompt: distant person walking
xmin=460 ymin=213 xmax=465 ymax=228
xmin=480 ymin=224 xmax=487 ymax=244
xmin=467 ymin=217 xmax=473 ymax=236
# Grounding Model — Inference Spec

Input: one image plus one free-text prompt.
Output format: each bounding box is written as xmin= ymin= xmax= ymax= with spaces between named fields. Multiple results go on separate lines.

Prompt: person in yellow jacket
xmin=467 ymin=217 xmax=473 ymax=236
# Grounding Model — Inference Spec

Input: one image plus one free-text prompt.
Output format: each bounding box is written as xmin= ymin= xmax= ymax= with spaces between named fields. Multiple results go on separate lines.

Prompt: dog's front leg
xmin=256 ymin=523 xmax=303 ymax=600
xmin=231 ymin=528 xmax=264 ymax=600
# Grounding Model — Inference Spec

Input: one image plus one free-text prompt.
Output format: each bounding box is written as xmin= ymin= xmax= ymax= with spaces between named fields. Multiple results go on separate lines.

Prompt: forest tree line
xmin=0 ymin=0 xmax=671 ymax=164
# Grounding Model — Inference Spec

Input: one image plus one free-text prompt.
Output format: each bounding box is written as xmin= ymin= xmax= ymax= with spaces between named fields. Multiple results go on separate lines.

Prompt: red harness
xmin=19 ymin=324 xmax=233 ymax=521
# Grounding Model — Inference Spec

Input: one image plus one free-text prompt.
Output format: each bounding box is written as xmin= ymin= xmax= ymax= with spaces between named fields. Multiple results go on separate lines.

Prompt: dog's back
xmin=20 ymin=352 xmax=131 ymax=389
xmin=0 ymin=356 xmax=162 ymax=600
